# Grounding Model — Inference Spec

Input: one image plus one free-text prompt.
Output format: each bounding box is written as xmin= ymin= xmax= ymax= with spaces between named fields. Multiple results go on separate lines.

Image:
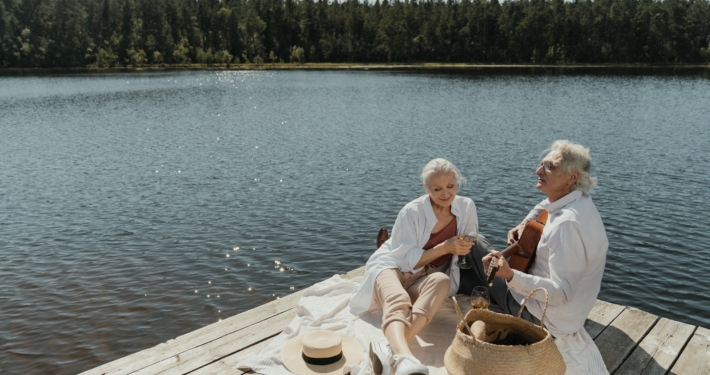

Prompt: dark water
xmin=1 ymin=71 xmax=709 ymax=375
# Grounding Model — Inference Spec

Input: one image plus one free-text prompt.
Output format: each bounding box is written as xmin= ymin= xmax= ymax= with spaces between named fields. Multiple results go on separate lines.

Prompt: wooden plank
xmin=133 ymin=309 xmax=296 ymax=375
xmin=80 ymin=291 xmax=303 ymax=375
xmin=594 ymin=307 xmax=658 ymax=373
xmin=669 ymin=326 xmax=710 ymax=375
xmin=614 ymin=318 xmax=695 ymax=375
xmin=189 ymin=336 xmax=274 ymax=375
xmin=185 ymin=268 xmax=365 ymax=375
xmin=584 ymin=300 xmax=626 ymax=339
xmin=81 ymin=267 xmax=365 ymax=375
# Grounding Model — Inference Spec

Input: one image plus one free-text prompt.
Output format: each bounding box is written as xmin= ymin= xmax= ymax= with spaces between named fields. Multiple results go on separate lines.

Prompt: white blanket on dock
xmin=237 ymin=274 xmax=457 ymax=375
xmin=237 ymin=274 xmax=608 ymax=375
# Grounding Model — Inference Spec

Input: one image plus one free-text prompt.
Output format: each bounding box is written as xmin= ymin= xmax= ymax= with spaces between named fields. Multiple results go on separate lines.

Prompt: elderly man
xmin=459 ymin=140 xmax=609 ymax=375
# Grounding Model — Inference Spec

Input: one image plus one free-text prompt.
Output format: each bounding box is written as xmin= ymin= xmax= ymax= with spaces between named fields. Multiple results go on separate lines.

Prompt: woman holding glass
xmin=349 ymin=158 xmax=478 ymax=375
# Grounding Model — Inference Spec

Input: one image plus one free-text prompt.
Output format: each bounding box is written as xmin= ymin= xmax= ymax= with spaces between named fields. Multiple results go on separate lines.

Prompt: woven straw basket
xmin=444 ymin=287 xmax=566 ymax=375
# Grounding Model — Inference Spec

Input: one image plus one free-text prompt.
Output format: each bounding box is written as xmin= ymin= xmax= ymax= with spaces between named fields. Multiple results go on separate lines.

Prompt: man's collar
xmin=541 ymin=190 xmax=583 ymax=213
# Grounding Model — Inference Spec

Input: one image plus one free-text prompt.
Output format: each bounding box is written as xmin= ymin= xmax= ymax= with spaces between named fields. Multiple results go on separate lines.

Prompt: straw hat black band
xmin=302 ymin=352 xmax=343 ymax=366
xmin=281 ymin=330 xmax=363 ymax=375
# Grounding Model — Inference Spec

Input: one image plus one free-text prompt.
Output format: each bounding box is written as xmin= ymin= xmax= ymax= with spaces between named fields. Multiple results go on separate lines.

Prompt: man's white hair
xmin=547 ymin=140 xmax=597 ymax=192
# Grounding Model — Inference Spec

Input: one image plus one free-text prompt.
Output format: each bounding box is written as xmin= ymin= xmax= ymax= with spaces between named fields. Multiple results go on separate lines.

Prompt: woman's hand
xmin=482 ymin=250 xmax=514 ymax=281
xmin=438 ymin=236 xmax=474 ymax=256
xmin=507 ymin=220 xmax=528 ymax=245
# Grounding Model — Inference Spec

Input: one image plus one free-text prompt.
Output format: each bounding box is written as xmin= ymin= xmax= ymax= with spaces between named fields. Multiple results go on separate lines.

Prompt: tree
xmin=173 ymin=37 xmax=191 ymax=63
xmin=0 ymin=0 xmax=710 ymax=67
xmin=290 ymin=45 xmax=305 ymax=62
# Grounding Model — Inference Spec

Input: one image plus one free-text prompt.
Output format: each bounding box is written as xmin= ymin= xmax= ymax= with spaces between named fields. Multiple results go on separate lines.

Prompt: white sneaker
xmin=369 ymin=341 xmax=393 ymax=375
xmin=393 ymin=355 xmax=429 ymax=375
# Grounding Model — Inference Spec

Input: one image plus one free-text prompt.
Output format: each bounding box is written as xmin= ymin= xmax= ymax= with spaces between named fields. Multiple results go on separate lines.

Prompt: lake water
xmin=1 ymin=70 xmax=709 ymax=375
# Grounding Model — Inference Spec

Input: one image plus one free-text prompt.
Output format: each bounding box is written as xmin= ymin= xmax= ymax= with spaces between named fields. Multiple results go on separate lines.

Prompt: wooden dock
xmin=81 ymin=266 xmax=710 ymax=375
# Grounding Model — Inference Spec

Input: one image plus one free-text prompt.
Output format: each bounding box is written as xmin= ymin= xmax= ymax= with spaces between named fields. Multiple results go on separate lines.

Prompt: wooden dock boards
xmin=615 ymin=318 xmax=696 ymax=375
xmin=82 ymin=291 xmax=303 ymax=375
xmin=80 ymin=266 xmax=710 ymax=375
xmin=596 ymin=307 xmax=660 ymax=372
xmin=669 ymin=326 xmax=710 ymax=375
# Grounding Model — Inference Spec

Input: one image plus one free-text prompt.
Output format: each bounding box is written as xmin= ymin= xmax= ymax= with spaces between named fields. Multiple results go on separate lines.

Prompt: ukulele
xmin=486 ymin=210 xmax=548 ymax=286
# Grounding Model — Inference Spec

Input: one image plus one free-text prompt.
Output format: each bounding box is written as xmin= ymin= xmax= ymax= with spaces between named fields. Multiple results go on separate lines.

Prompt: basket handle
xmin=452 ymin=295 xmax=463 ymax=324
xmin=451 ymin=296 xmax=474 ymax=336
xmin=516 ymin=287 xmax=549 ymax=329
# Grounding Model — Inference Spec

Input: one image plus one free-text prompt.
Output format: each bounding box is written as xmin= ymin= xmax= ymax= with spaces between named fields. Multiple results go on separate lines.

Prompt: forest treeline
xmin=1 ymin=0 xmax=710 ymax=68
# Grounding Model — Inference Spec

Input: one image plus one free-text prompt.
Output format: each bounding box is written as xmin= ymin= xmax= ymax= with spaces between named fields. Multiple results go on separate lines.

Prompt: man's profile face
xmin=535 ymin=151 xmax=575 ymax=200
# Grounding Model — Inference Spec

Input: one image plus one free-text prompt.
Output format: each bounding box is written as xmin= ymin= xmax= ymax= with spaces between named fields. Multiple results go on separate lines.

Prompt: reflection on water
xmin=0 ymin=70 xmax=709 ymax=375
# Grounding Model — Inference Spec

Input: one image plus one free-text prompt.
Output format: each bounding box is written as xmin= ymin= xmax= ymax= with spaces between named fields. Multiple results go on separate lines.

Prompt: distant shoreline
xmin=2 ymin=63 xmax=710 ymax=76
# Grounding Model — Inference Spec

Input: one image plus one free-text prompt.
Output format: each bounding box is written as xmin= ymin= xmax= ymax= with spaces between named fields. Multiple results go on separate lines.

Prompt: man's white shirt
xmin=507 ymin=190 xmax=608 ymax=337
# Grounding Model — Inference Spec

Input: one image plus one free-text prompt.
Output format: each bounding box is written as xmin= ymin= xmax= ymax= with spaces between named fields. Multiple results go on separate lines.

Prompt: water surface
xmin=1 ymin=70 xmax=709 ymax=374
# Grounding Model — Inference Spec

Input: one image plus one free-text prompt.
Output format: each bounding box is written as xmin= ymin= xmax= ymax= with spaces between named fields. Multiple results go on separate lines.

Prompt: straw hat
xmin=280 ymin=330 xmax=364 ymax=375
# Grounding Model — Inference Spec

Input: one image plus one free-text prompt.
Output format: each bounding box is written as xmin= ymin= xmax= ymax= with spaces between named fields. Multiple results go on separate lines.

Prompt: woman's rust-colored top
xmin=424 ymin=217 xmax=458 ymax=267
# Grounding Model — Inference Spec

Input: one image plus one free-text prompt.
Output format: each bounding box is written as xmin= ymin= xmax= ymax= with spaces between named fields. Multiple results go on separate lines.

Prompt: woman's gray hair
xmin=547 ymin=140 xmax=597 ymax=192
xmin=420 ymin=158 xmax=467 ymax=188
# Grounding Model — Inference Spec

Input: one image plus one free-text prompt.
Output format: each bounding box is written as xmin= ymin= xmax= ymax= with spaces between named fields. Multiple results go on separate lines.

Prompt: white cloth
xmin=555 ymin=328 xmax=609 ymax=375
xmin=349 ymin=195 xmax=478 ymax=316
xmin=506 ymin=190 xmax=609 ymax=374
xmin=237 ymin=275 xmax=459 ymax=375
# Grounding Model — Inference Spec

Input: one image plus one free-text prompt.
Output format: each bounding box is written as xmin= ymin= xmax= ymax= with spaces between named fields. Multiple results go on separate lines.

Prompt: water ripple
xmin=0 ymin=71 xmax=709 ymax=374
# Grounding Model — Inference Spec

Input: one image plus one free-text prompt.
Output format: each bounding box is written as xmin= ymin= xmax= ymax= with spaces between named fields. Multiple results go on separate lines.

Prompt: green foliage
xmin=153 ymin=51 xmax=163 ymax=64
xmin=290 ymin=46 xmax=305 ymax=63
xmin=128 ymin=48 xmax=147 ymax=66
xmin=215 ymin=50 xmax=233 ymax=64
xmin=1 ymin=0 xmax=710 ymax=68
xmin=173 ymin=37 xmax=191 ymax=64
xmin=196 ymin=48 xmax=214 ymax=63
xmin=268 ymin=50 xmax=278 ymax=63
xmin=96 ymin=47 xmax=118 ymax=67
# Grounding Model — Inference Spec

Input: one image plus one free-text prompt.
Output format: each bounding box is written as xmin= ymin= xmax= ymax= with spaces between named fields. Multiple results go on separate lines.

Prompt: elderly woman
xmin=349 ymin=158 xmax=478 ymax=375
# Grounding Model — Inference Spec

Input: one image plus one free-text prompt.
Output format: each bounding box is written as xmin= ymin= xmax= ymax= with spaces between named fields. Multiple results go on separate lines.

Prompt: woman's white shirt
xmin=349 ymin=194 xmax=478 ymax=316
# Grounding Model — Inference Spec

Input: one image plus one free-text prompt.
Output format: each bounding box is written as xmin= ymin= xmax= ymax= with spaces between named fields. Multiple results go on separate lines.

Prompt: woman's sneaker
xmin=369 ymin=341 xmax=393 ymax=375
xmin=393 ymin=355 xmax=429 ymax=375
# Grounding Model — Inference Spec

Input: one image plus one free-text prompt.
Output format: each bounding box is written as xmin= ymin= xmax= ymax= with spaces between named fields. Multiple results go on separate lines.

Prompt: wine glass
xmin=456 ymin=231 xmax=478 ymax=269
xmin=471 ymin=286 xmax=490 ymax=310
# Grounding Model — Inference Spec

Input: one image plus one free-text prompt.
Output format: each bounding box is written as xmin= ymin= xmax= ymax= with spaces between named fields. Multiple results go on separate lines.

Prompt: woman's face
xmin=424 ymin=172 xmax=457 ymax=209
